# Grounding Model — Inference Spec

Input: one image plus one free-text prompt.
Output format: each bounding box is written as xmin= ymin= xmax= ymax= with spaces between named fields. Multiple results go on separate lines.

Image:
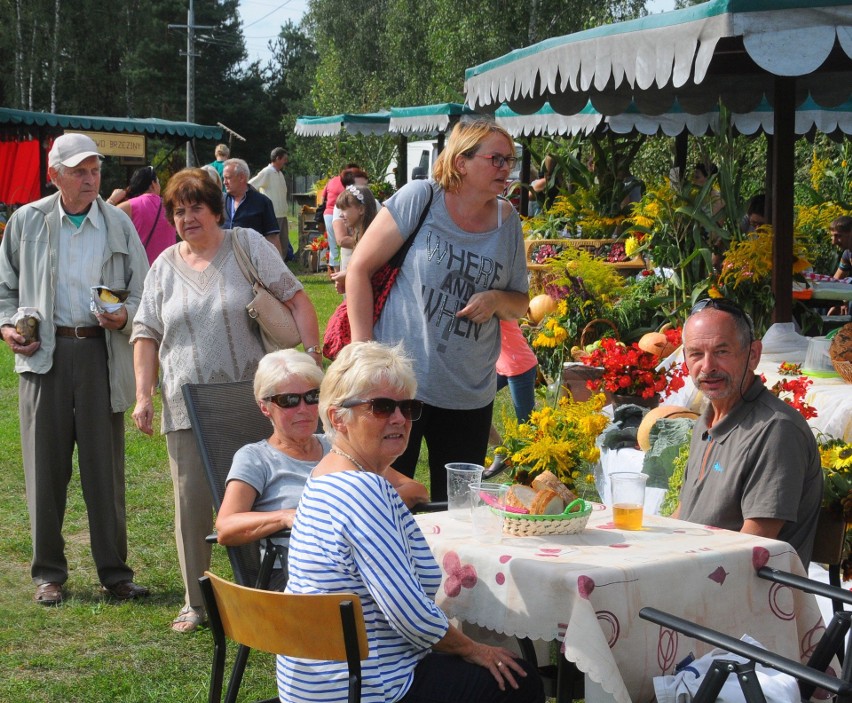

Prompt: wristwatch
xmin=305 ymin=345 xmax=321 ymax=355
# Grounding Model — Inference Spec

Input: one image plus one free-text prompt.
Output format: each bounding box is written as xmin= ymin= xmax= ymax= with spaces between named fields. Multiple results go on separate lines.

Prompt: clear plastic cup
xmin=445 ymin=463 xmax=484 ymax=520
xmin=610 ymin=472 xmax=648 ymax=530
xmin=470 ymin=482 xmax=508 ymax=543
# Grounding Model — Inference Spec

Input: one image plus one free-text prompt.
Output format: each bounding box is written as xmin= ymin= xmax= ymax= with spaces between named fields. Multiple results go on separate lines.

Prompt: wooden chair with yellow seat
xmin=199 ymin=571 xmax=369 ymax=703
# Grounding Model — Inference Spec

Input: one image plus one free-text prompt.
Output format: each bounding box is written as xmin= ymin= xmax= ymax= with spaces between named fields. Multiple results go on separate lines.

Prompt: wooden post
xmin=771 ymin=78 xmax=795 ymax=324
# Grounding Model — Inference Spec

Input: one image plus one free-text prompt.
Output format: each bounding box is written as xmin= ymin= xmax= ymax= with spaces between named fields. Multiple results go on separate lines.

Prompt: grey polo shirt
xmin=679 ymin=376 xmax=823 ymax=567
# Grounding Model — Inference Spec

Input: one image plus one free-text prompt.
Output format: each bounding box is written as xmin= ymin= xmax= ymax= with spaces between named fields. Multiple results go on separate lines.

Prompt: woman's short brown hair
xmin=432 ymin=119 xmax=513 ymax=193
xmin=162 ymin=168 xmax=225 ymax=225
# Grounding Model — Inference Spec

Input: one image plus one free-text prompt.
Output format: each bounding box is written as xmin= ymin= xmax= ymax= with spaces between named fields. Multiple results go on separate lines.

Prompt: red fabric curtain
xmin=0 ymin=140 xmax=41 ymax=205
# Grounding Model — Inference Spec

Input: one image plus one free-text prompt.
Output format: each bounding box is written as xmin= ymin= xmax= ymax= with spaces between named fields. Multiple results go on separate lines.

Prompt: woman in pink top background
xmin=496 ymin=320 xmax=538 ymax=423
xmin=109 ymin=166 xmax=177 ymax=265
xmin=320 ymin=163 xmax=360 ymax=273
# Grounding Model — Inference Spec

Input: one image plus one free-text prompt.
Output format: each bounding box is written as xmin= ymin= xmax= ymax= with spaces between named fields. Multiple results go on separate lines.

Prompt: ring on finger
xmin=497 ymin=661 xmax=503 ymax=668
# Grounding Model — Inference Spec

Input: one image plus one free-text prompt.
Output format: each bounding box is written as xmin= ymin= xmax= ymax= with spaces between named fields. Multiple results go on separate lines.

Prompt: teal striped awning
xmin=388 ymin=103 xmax=477 ymax=135
xmin=294 ymin=112 xmax=391 ymax=137
xmin=0 ymin=107 xmax=223 ymax=140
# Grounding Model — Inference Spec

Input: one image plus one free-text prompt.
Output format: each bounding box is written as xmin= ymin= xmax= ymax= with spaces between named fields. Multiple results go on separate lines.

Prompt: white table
xmin=417 ymin=508 xmax=826 ymax=703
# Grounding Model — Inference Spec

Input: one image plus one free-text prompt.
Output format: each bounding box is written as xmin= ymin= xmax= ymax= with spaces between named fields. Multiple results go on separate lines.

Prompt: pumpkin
xmin=638 ymin=332 xmax=676 ymax=358
xmin=637 ymin=405 xmax=699 ymax=451
xmin=528 ymin=294 xmax=558 ymax=324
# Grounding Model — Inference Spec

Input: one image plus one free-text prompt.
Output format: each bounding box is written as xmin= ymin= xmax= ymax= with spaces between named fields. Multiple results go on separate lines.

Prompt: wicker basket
xmin=501 ymin=499 xmax=592 ymax=537
xmin=570 ymin=319 xmax=620 ymax=361
xmin=833 ymin=359 xmax=852 ymax=384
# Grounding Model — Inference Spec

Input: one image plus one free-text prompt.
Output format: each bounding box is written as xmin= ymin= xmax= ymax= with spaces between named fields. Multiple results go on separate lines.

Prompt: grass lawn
xmin=0 ymin=235 xmax=517 ymax=702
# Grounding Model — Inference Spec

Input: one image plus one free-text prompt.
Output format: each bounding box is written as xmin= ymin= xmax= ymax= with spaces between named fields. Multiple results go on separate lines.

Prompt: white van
xmin=386 ymin=139 xmax=522 ymax=185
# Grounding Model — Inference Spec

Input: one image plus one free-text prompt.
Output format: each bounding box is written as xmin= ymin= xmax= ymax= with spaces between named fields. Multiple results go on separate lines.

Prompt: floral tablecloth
xmin=417 ymin=508 xmax=827 ymax=703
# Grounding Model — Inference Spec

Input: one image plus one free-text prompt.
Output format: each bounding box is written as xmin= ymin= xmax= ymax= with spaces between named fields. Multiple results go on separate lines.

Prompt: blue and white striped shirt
xmin=277 ymin=470 xmax=447 ymax=703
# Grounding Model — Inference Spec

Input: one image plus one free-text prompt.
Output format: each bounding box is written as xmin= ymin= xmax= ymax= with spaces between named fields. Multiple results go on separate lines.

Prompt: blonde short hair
xmin=319 ymin=342 xmax=417 ymax=439
xmin=253 ymin=349 xmax=325 ymax=403
xmin=432 ymin=119 xmax=514 ymax=193
xmin=215 ymin=143 xmax=230 ymax=158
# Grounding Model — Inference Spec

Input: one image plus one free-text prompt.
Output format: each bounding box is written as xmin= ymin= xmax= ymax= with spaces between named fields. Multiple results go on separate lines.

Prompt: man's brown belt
xmin=55 ymin=326 xmax=105 ymax=338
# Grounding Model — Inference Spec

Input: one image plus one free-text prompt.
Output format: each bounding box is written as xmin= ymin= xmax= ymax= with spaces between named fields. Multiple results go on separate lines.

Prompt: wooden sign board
xmin=66 ymin=131 xmax=146 ymax=159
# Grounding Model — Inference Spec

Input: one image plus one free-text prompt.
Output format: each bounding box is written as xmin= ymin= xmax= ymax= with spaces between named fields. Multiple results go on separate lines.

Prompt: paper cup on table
xmin=446 ymin=463 xmax=484 ymax=520
xmin=610 ymin=472 xmax=648 ymax=530
xmin=470 ymin=482 xmax=508 ymax=543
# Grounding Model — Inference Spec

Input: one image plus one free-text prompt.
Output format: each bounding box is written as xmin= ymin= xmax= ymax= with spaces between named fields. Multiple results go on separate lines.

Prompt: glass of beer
xmin=610 ymin=472 xmax=648 ymax=530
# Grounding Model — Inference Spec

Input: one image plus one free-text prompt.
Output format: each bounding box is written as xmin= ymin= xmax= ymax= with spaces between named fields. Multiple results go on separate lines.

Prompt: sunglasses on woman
xmin=339 ymin=397 xmax=424 ymax=421
xmin=264 ymin=389 xmax=320 ymax=408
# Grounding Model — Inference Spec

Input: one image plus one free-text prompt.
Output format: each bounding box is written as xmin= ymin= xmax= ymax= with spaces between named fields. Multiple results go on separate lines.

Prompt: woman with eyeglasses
xmin=215 ymin=349 xmax=428 ymax=591
xmin=130 ymin=169 xmax=321 ymax=632
xmin=106 ymin=165 xmax=177 ymax=265
xmin=344 ymin=119 xmax=529 ymax=501
xmin=279 ymin=341 xmax=543 ymax=703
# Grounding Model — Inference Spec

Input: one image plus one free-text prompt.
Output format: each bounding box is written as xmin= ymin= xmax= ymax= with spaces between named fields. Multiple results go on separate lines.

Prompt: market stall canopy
xmin=497 ymin=96 xmax=852 ymax=137
xmin=465 ymin=0 xmax=852 ymax=325
xmin=388 ymin=103 xmax=477 ymax=135
xmin=294 ymin=112 xmax=391 ymax=137
xmin=0 ymin=107 xmax=223 ymax=140
xmin=464 ymin=0 xmax=852 ymax=116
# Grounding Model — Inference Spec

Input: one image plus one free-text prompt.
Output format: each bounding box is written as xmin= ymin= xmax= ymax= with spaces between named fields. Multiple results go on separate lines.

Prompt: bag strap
xmin=387 ymin=182 xmax=434 ymax=269
xmin=141 ymin=198 xmax=163 ymax=249
xmin=230 ymin=228 xmax=262 ymax=288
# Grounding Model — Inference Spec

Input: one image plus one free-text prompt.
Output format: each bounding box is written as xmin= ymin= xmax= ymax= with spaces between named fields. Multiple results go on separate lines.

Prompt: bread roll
xmin=532 ymin=470 xmax=577 ymax=504
xmin=529 ymin=489 xmax=565 ymax=515
xmin=505 ymin=485 xmax=535 ymax=513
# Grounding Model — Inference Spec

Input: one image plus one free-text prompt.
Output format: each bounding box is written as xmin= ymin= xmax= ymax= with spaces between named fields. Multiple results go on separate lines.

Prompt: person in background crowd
xmin=279 ymin=341 xmax=544 ymax=703
xmin=674 ymin=298 xmax=822 ymax=568
xmin=329 ymin=184 xmax=379 ymax=293
xmin=828 ymin=215 xmax=852 ymax=315
xmin=320 ymin=162 xmax=360 ymax=273
xmin=742 ymin=193 xmax=766 ymax=233
xmin=216 ymin=348 xmax=429 ymax=591
xmin=200 ymin=164 xmax=223 ymax=191
xmin=208 ymin=144 xmax=229 ymax=186
xmin=0 ymin=133 xmax=150 ymax=606
xmin=105 ymin=166 xmax=176 ymax=264
xmin=223 ymin=158 xmax=282 ymax=256
xmin=345 ymin=119 xmax=529 ymax=501
xmin=250 ymin=147 xmax=294 ymax=261
xmin=131 ymin=168 xmax=319 ymax=632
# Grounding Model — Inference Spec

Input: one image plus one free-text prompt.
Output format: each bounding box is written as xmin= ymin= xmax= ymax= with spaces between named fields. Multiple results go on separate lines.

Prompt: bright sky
xmin=238 ymin=0 xmax=311 ymax=66
xmin=238 ymin=0 xmax=678 ymax=66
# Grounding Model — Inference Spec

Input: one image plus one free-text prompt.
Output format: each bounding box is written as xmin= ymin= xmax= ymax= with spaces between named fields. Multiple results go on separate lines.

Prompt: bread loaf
xmin=505 ymin=485 xmax=535 ymax=513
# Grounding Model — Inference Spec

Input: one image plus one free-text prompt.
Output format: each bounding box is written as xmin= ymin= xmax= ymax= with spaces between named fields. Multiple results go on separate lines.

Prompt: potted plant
xmin=580 ymin=333 xmax=686 ymax=408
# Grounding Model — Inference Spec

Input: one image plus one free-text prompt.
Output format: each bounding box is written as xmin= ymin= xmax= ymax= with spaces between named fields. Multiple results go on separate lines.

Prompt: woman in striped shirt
xmin=279 ymin=341 xmax=543 ymax=703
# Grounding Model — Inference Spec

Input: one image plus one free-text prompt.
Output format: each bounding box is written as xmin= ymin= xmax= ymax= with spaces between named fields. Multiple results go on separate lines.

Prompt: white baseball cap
xmin=48 ymin=133 xmax=104 ymax=168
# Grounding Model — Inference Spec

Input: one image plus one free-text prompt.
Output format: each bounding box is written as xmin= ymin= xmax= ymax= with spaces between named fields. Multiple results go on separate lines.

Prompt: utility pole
xmin=169 ymin=0 xmax=213 ymax=167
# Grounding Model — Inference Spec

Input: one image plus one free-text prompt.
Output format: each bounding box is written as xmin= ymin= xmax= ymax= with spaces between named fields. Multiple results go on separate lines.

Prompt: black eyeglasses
xmin=690 ymin=298 xmax=755 ymax=338
xmin=339 ymin=397 xmax=423 ymax=421
xmin=264 ymin=389 xmax=320 ymax=408
xmin=471 ymin=153 xmax=518 ymax=169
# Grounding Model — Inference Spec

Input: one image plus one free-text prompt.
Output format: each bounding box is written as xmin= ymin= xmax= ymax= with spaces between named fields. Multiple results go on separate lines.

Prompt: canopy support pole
xmin=771 ymin=77 xmax=795 ymax=325
xmin=396 ymin=135 xmax=408 ymax=189
xmin=520 ymin=141 xmax=531 ymax=216
xmin=674 ymin=131 xmax=688 ymax=185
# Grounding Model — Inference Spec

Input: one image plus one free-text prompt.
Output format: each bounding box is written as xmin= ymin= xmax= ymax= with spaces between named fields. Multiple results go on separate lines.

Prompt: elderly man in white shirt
xmin=250 ymin=147 xmax=293 ymax=260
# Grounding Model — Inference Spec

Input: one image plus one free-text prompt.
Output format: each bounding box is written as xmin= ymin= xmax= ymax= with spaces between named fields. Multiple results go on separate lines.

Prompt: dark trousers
xmin=392 ymin=402 xmax=493 ymax=502
xmin=398 ymin=651 xmax=545 ymax=703
xmin=19 ymin=336 xmax=133 ymax=587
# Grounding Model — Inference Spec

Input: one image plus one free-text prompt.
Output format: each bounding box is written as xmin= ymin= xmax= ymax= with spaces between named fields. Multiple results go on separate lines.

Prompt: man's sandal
xmin=171 ymin=605 xmax=205 ymax=633
xmin=34 ymin=582 xmax=64 ymax=606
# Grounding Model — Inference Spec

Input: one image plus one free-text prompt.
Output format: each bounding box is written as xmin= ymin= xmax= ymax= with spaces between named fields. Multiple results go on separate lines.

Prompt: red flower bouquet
xmin=581 ymin=337 xmax=685 ymax=400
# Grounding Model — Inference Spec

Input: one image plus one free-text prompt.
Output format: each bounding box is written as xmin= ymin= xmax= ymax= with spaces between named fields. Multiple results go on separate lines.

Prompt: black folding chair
xmin=640 ymin=606 xmax=852 ymax=703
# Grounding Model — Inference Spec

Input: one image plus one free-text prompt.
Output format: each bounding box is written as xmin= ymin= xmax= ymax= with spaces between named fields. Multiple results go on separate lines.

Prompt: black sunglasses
xmin=339 ymin=397 xmax=424 ymax=421
xmin=690 ymin=298 xmax=755 ymax=338
xmin=264 ymin=389 xmax=320 ymax=409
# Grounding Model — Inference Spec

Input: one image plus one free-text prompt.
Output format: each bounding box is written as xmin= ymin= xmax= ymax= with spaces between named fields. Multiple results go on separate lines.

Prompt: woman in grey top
xmin=345 ymin=120 xmax=529 ymax=499
xmin=130 ymin=169 xmax=321 ymax=632
xmin=217 ymin=349 xmax=430 ymax=591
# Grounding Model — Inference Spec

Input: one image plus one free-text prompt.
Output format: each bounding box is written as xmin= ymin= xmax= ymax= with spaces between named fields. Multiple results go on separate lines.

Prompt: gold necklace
xmin=330 ymin=447 xmax=367 ymax=472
